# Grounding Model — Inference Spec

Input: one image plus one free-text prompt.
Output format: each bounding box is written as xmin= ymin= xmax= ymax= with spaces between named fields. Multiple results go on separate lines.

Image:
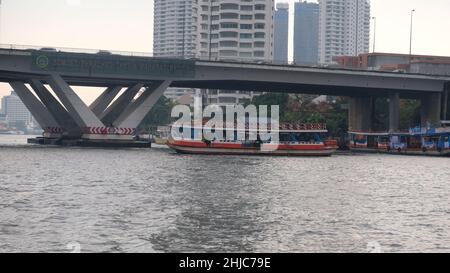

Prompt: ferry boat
xmin=168 ymin=123 xmax=338 ymax=156
xmin=349 ymin=122 xmax=450 ymax=156
xmin=348 ymin=132 xmax=390 ymax=153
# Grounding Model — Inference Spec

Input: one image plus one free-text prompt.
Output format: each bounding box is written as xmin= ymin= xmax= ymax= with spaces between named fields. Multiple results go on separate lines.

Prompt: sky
xmin=1 ymin=0 xmax=450 ymax=101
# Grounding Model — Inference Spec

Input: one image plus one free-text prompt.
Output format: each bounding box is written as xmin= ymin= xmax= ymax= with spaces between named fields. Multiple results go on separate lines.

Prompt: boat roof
xmin=348 ymin=131 xmax=390 ymax=136
xmin=171 ymin=123 xmax=328 ymax=133
xmin=171 ymin=126 xmax=327 ymax=133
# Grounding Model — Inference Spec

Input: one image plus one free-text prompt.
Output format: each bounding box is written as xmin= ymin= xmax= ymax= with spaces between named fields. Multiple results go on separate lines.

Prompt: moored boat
xmin=348 ymin=132 xmax=390 ymax=153
xmin=168 ymin=123 xmax=338 ymax=157
xmin=348 ymin=123 xmax=450 ymax=156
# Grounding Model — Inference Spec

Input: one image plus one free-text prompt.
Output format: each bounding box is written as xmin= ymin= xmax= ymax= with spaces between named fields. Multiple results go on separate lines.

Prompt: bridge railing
xmin=1 ymin=44 xmax=448 ymax=77
xmin=0 ymin=44 xmax=349 ymax=67
xmin=0 ymin=44 xmax=154 ymax=58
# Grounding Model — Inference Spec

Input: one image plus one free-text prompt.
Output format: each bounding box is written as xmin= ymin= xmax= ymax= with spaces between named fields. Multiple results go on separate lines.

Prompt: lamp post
xmin=372 ymin=16 xmax=377 ymax=53
xmin=409 ymin=9 xmax=415 ymax=65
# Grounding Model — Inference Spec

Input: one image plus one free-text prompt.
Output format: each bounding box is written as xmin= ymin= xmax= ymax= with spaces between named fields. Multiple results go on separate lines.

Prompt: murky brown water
xmin=0 ymin=135 xmax=449 ymax=253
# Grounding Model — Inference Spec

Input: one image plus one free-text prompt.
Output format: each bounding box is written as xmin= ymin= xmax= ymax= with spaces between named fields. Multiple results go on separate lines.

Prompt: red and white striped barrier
xmin=85 ymin=127 xmax=136 ymax=136
xmin=44 ymin=127 xmax=64 ymax=134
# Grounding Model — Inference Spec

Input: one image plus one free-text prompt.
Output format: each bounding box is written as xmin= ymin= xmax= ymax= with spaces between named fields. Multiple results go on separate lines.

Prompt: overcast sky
xmin=1 ymin=0 xmax=450 ymax=101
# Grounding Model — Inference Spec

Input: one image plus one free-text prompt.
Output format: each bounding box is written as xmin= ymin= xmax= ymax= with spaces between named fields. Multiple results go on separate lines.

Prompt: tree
xmin=248 ymin=93 xmax=349 ymax=137
xmin=400 ymin=99 xmax=421 ymax=129
xmin=139 ymin=96 xmax=177 ymax=130
xmin=250 ymin=93 xmax=289 ymax=120
xmin=372 ymin=98 xmax=389 ymax=131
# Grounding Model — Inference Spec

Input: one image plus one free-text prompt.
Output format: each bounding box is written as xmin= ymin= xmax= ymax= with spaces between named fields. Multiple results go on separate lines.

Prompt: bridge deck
xmin=0 ymin=48 xmax=449 ymax=98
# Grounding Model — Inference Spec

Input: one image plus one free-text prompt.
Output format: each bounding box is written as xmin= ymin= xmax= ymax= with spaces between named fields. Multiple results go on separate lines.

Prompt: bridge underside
xmin=4 ymin=75 xmax=448 ymax=139
xmin=0 ymin=50 xmax=449 ymax=141
xmin=171 ymin=80 xmax=426 ymax=98
xmin=174 ymin=80 xmax=448 ymax=132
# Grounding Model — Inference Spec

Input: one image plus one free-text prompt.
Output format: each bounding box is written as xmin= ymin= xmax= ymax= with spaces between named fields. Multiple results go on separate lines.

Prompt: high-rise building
xmin=196 ymin=0 xmax=274 ymax=62
xmin=274 ymin=3 xmax=289 ymax=64
xmin=154 ymin=0 xmax=275 ymax=62
xmin=153 ymin=0 xmax=197 ymax=58
xmin=153 ymin=0 xmax=199 ymax=103
xmin=318 ymin=0 xmax=371 ymax=64
xmin=1 ymin=91 xmax=34 ymax=126
xmin=293 ymin=1 xmax=319 ymax=65
xmin=196 ymin=0 xmax=275 ymax=106
xmin=154 ymin=0 xmax=275 ymax=106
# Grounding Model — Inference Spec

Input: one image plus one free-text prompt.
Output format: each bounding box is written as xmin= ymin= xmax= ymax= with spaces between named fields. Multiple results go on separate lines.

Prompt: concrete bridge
xmin=0 ymin=47 xmax=449 ymax=143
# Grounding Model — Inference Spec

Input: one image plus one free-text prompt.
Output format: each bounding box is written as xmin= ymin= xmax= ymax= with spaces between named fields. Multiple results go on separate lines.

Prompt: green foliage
xmin=135 ymin=92 xmax=436 ymax=136
xmin=249 ymin=93 xmax=349 ymax=137
xmin=139 ymin=96 xmax=176 ymax=130
xmin=322 ymin=102 xmax=349 ymax=137
xmin=400 ymin=99 xmax=421 ymax=129
xmin=372 ymin=98 xmax=389 ymax=131
xmin=249 ymin=93 xmax=290 ymax=121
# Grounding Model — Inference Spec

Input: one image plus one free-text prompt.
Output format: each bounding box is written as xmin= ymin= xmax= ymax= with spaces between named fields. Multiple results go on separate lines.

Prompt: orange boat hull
xmin=168 ymin=140 xmax=337 ymax=157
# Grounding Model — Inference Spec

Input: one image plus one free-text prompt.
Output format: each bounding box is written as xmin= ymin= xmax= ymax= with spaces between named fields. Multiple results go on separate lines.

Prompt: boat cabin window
xmin=407 ymin=136 xmax=422 ymax=149
xmin=367 ymin=136 xmax=378 ymax=148
xmin=280 ymin=133 xmax=321 ymax=143
xmin=353 ymin=134 xmax=367 ymax=144
xmin=378 ymin=136 xmax=390 ymax=143
xmin=390 ymin=135 xmax=407 ymax=144
xmin=423 ymin=136 xmax=440 ymax=144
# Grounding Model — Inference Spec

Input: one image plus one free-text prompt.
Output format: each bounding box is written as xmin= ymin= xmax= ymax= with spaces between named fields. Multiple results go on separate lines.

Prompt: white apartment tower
xmin=196 ymin=0 xmax=275 ymax=106
xmin=153 ymin=0 xmax=275 ymax=106
xmin=318 ymin=0 xmax=371 ymax=64
xmin=196 ymin=0 xmax=274 ymax=62
xmin=1 ymin=91 xmax=34 ymax=126
xmin=154 ymin=0 xmax=274 ymax=61
xmin=153 ymin=0 xmax=198 ymax=57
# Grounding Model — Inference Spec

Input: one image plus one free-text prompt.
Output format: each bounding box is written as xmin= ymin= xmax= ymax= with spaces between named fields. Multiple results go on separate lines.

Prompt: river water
xmin=0 ymin=135 xmax=449 ymax=253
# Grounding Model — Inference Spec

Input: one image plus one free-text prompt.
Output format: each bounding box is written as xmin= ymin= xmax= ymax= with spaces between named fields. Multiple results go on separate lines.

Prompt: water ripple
xmin=0 ymin=136 xmax=450 ymax=252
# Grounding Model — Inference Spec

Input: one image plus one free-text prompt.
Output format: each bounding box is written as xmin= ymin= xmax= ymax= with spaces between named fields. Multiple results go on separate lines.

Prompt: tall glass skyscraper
xmin=274 ymin=3 xmax=289 ymax=64
xmin=293 ymin=1 xmax=319 ymax=65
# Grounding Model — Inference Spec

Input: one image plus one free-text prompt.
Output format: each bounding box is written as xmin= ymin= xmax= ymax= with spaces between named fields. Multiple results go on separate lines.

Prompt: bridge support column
xmin=90 ymin=86 xmax=123 ymax=117
xmin=9 ymin=81 xmax=60 ymax=131
xmin=348 ymin=97 xmax=373 ymax=132
xmin=46 ymin=74 xmax=105 ymax=129
xmin=389 ymin=93 xmax=400 ymax=132
xmin=114 ymin=80 xmax=172 ymax=128
xmin=420 ymin=93 xmax=441 ymax=128
xmin=442 ymin=84 xmax=449 ymax=121
xmin=29 ymin=79 xmax=79 ymax=135
xmin=100 ymin=83 xmax=144 ymax=126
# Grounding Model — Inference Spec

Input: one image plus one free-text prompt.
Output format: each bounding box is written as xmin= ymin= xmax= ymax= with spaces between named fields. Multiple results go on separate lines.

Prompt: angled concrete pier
xmin=90 ymin=86 xmax=123 ymax=117
xmin=29 ymin=79 xmax=80 ymax=134
xmin=8 ymin=74 xmax=170 ymax=146
xmin=100 ymin=83 xmax=144 ymax=126
xmin=115 ymin=81 xmax=172 ymax=128
xmin=47 ymin=74 xmax=105 ymax=129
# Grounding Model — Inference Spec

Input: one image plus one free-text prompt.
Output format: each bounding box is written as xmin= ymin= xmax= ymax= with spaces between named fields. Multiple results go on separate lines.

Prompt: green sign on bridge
xmin=31 ymin=51 xmax=195 ymax=78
